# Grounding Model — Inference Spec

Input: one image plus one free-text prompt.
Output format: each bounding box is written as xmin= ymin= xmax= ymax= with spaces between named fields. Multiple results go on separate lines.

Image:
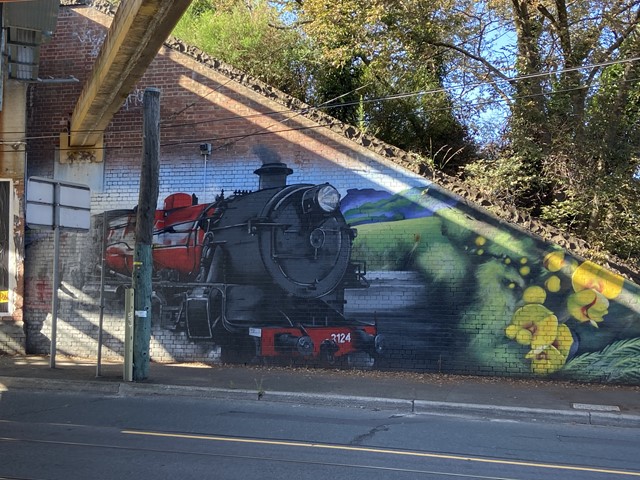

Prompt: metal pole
xmin=96 ymin=211 xmax=107 ymax=377
xmin=123 ymin=287 xmax=134 ymax=382
xmin=49 ymin=184 xmax=61 ymax=369
xmin=203 ymin=153 xmax=207 ymax=202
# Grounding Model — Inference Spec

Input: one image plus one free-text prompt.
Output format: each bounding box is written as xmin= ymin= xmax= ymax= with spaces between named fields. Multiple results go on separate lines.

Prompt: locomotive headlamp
xmin=303 ymin=184 xmax=341 ymax=213
xmin=317 ymin=185 xmax=340 ymax=212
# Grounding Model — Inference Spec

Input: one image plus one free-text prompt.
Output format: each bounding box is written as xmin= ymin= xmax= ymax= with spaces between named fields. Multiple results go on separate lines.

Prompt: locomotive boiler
xmin=100 ymin=161 xmax=383 ymax=364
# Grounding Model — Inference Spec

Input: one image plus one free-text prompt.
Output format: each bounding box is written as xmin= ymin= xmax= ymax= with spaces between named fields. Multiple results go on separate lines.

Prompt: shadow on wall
xmin=32 ymin=173 xmax=640 ymax=384
xmin=20 ymin=6 xmax=640 ymax=384
xmin=0 ymin=320 xmax=27 ymax=355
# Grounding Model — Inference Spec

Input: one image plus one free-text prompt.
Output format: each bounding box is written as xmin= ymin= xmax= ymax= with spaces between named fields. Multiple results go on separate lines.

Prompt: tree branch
xmin=268 ymin=19 xmax=312 ymax=30
xmin=536 ymin=4 xmax=558 ymax=28
xmin=431 ymin=41 xmax=511 ymax=82
xmin=586 ymin=6 xmax=640 ymax=86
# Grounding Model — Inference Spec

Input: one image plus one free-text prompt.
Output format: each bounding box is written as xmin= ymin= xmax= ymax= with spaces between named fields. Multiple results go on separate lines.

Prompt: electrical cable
xmin=2 ymin=56 xmax=639 ymax=150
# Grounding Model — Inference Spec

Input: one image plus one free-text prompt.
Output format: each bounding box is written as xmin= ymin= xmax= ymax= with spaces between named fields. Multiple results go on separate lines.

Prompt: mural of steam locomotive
xmin=97 ymin=161 xmax=383 ymax=364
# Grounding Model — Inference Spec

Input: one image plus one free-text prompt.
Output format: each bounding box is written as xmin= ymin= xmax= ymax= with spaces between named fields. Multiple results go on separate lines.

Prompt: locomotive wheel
xmin=319 ymin=339 xmax=338 ymax=366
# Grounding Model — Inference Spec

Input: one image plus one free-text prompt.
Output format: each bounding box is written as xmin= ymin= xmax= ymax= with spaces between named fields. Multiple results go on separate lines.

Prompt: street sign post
xmin=26 ymin=177 xmax=91 ymax=368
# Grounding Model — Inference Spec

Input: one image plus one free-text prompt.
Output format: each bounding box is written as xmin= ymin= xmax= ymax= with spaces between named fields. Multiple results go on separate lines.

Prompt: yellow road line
xmin=122 ymin=429 xmax=640 ymax=477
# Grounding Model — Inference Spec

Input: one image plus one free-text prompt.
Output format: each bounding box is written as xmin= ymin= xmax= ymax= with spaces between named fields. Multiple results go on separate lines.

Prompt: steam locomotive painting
xmin=98 ymin=161 xmax=383 ymax=364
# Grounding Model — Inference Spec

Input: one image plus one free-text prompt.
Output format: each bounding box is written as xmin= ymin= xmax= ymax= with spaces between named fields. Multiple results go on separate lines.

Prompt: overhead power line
xmin=2 ymin=55 xmax=639 ymax=148
xmin=3 ymin=73 xmax=639 ymax=155
xmin=1 ymin=76 xmax=637 ymax=154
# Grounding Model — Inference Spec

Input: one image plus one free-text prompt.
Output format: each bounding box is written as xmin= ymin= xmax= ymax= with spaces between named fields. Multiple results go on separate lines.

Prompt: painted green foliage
xmin=344 ymin=186 xmax=640 ymax=383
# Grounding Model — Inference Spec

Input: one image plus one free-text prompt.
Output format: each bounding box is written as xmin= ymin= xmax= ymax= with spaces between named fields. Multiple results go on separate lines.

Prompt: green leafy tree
xmin=172 ymin=0 xmax=316 ymax=100
xmin=281 ymin=0 xmax=475 ymax=172
xmin=112 ymin=0 xmax=639 ymax=266
xmin=438 ymin=0 xmax=640 ymax=266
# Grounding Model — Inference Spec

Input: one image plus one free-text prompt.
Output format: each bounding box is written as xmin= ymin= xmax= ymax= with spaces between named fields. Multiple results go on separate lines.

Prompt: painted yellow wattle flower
xmin=506 ymin=323 xmax=531 ymax=345
xmin=506 ymin=307 xmax=574 ymax=375
xmin=522 ymin=285 xmax=546 ymax=304
xmin=545 ymin=275 xmax=561 ymax=292
xmin=554 ymin=324 xmax=573 ymax=358
xmin=525 ymin=322 xmax=573 ymax=376
xmin=530 ymin=314 xmax=559 ymax=350
xmin=567 ymin=288 xmax=609 ymax=327
xmin=571 ymin=260 xmax=624 ymax=300
xmin=510 ymin=304 xmax=553 ymax=329
xmin=506 ymin=304 xmax=558 ymax=348
xmin=543 ymin=250 xmax=565 ymax=272
xmin=526 ymin=345 xmax=566 ymax=375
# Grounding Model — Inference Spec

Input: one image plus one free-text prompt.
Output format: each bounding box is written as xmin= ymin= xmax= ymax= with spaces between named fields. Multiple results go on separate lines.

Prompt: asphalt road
xmin=0 ymin=389 xmax=639 ymax=480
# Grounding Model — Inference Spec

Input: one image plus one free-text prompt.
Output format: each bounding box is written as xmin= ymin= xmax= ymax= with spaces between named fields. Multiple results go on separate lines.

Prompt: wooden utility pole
xmin=133 ymin=87 xmax=161 ymax=381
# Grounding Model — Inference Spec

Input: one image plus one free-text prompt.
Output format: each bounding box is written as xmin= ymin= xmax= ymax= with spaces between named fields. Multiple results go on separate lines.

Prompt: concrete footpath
xmin=1 ymin=355 xmax=639 ymax=428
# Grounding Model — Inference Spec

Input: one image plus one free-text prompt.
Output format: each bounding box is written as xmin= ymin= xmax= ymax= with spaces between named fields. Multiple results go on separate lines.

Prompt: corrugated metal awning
xmin=3 ymin=0 xmax=59 ymax=81
xmin=3 ymin=0 xmax=58 ymax=34
xmin=6 ymin=27 xmax=40 ymax=81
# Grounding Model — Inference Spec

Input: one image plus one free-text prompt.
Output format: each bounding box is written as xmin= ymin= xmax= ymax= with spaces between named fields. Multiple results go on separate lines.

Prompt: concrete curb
xmin=263 ymin=391 xmax=415 ymax=412
xmin=411 ymin=400 xmax=640 ymax=427
xmin=588 ymin=412 xmax=640 ymax=428
xmin=118 ymin=384 xmax=415 ymax=411
xmin=414 ymin=399 xmax=588 ymax=422
xmin=118 ymin=382 xmax=264 ymax=401
xmin=2 ymin=375 xmax=640 ymax=428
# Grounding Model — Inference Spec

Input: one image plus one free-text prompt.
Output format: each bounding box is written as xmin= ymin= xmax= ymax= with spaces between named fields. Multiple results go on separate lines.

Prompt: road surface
xmin=0 ymin=389 xmax=638 ymax=479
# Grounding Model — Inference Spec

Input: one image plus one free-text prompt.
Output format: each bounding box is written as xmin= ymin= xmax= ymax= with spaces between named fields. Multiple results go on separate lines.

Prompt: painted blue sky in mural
xmin=341 ymin=187 xmax=458 ymax=226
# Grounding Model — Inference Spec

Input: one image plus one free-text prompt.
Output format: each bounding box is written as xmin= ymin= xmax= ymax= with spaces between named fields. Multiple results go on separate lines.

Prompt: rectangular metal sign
xmin=26 ymin=176 xmax=91 ymax=231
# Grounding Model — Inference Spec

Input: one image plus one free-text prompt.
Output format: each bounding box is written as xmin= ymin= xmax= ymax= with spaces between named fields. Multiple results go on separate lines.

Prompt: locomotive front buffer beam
xmin=254 ymin=325 xmax=384 ymax=363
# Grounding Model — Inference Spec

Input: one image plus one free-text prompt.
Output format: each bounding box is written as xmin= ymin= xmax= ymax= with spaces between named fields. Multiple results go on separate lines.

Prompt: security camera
xmin=200 ymin=143 xmax=212 ymax=155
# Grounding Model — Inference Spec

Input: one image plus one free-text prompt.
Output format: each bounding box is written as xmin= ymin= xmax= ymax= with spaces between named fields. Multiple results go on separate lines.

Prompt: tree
xmin=168 ymin=0 xmax=640 ymax=267
xmin=433 ymin=0 xmax=640 ymax=265
xmin=281 ymin=0 xmax=475 ymax=172
xmin=173 ymin=0 xmax=316 ymax=100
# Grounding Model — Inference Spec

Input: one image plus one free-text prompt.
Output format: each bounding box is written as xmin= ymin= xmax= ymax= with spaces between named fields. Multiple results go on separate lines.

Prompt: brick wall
xmin=18 ymin=5 xmax=640 ymax=384
xmin=0 ymin=79 xmax=28 ymax=354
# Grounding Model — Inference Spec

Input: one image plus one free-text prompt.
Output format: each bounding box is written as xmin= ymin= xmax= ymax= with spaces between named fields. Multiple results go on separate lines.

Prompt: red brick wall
xmin=29 ymin=6 xmax=378 ymax=178
xmin=24 ymin=5 xmax=394 ymax=362
xmin=19 ymin=5 xmax=640 ymax=385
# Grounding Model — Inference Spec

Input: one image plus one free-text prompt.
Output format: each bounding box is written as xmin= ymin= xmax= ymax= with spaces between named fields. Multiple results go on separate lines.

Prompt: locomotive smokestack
xmin=254 ymin=162 xmax=293 ymax=189
xmin=253 ymin=146 xmax=292 ymax=189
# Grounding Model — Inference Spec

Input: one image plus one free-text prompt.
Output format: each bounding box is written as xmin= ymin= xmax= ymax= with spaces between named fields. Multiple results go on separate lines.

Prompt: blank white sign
xmin=26 ymin=177 xmax=91 ymax=231
xmin=26 ymin=202 xmax=54 ymax=227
